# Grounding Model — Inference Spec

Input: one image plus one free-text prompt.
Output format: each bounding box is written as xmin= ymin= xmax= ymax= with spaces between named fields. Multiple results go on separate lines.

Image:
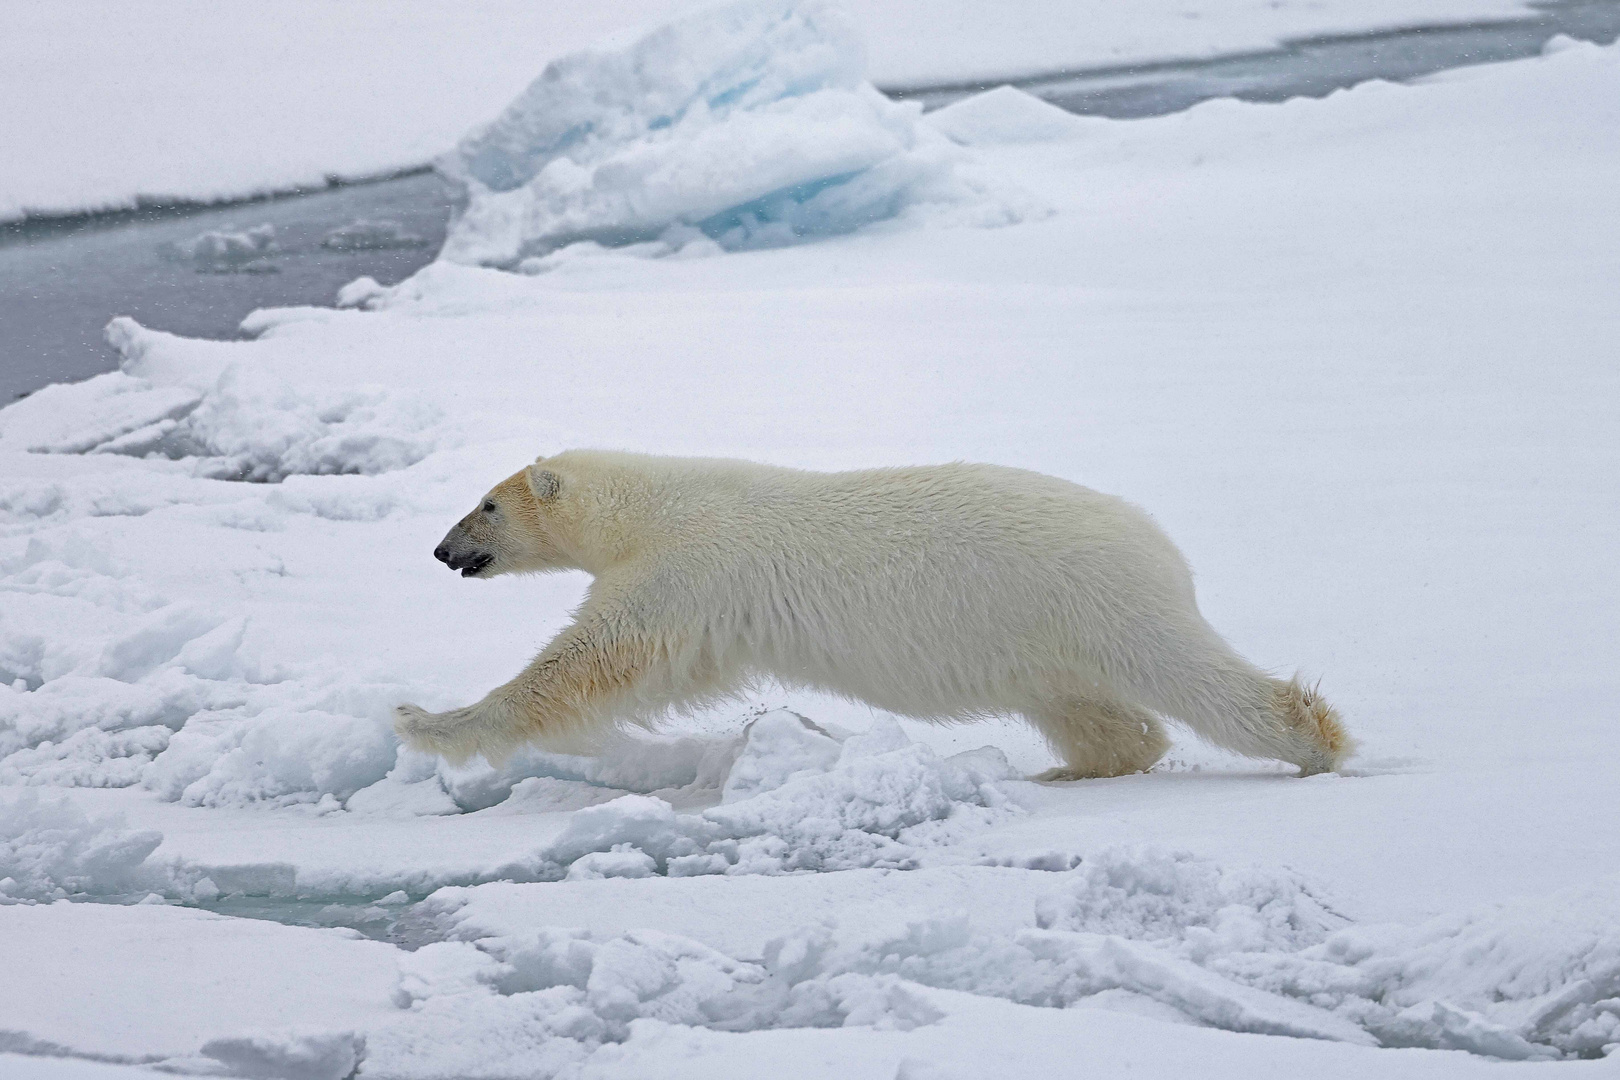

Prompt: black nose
xmin=433 ymin=545 xmax=450 ymax=564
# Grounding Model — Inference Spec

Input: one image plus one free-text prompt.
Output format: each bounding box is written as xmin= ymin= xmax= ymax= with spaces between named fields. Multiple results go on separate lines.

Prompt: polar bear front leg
xmin=394 ymin=620 xmax=650 ymax=764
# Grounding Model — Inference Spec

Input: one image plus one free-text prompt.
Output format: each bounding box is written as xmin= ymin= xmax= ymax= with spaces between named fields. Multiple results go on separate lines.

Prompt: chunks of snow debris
xmin=0 ymin=791 xmax=160 ymax=900
xmin=369 ymin=923 xmax=942 ymax=1077
xmin=1230 ymin=881 xmax=1620 ymax=1059
xmin=418 ymin=848 xmax=1620 ymax=1060
xmin=198 ymin=1030 xmax=366 ymax=1080
xmin=438 ymin=0 xmax=992 ymax=267
xmin=1033 ymin=845 xmax=1339 ymax=952
xmin=158 ymin=223 xmax=279 ymax=273
xmin=484 ymin=713 xmax=1019 ymax=881
xmin=0 ymin=319 xmax=443 ymax=481
xmin=923 ymin=85 xmax=1095 ymax=146
xmin=146 ymin=706 xmax=395 ymax=808
xmin=0 ymin=371 xmax=202 ymax=457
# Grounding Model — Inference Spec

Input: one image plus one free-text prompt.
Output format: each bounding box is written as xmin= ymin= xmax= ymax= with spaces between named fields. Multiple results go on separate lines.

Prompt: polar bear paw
xmin=393 ymin=700 xmax=516 ymax=766
xmin=393 ymin=703 xmax=453 ymax=755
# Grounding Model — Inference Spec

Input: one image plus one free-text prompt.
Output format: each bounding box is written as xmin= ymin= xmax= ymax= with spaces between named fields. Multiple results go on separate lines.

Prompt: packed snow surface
xmin=2 ymin=14 xmax=1619 ymax=1080
xmin=0 ymin=0 xmax=1545 ymax=222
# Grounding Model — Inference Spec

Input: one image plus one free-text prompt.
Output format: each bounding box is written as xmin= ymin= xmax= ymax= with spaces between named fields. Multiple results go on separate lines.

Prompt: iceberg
xmin=437 ymin=0 xmax=973 ymax=267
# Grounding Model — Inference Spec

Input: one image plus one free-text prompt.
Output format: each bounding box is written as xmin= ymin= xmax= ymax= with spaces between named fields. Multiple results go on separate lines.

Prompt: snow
xmin=0 ymin=791 xmax=160 ymax=900
xmin=923 ymin=86 xmax=1094 ymax=145
xmin=0 ymin=901 xmax=396 ymax=1066
xmin=0 ymin=1058 xmax=165 ymax=1080
xmin=0 ymin=0 xmax=1546 ymax=223
xmin=2 ymin=9 xmax=1619 ymax=1078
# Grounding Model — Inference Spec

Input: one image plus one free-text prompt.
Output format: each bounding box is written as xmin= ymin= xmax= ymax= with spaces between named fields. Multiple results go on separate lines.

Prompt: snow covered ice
xmin=3 ymin=3 xmax=1620 ymax=1078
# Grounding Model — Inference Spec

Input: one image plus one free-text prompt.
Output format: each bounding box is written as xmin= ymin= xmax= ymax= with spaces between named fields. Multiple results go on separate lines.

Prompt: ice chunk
xmin=924 ymin=85 xmax=1093 ymax=146
xmin=0 ymin=790 xmax=161 ymax=900
xmin=321 ymin=219 xmax=427 ymax=251
xmin=158 ymin=223 xmax=278 ymax=273
xmin=546 ymin=794 xmax=717 ymax=868
xmin=199 ymin=1030 xmax=366 ymax=1080
xmin=147 ymin=706 xmax=395 ymax=808
xmin=719 ymin=709 xmax=841 ymax=803
xmin=438 ymin=0 xmax=976 ymax=267
xmin=564 ymin=846 xmax=659 ymax=881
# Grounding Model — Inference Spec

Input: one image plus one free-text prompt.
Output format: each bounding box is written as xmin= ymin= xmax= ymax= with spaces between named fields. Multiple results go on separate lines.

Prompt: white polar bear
xmin=395 ymin=450 xmax=1351 ymax=778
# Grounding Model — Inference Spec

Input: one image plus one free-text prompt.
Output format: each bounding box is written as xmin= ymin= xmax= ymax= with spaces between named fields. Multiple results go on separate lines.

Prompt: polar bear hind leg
xmin=1031 ymin=696 xmax=1172 ymax=780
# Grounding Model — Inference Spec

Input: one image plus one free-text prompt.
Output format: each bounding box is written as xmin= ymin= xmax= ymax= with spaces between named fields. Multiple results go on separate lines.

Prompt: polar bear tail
xmin=1270 ymin=676 xmax=1355 ymax=776
xmin=1123 ymin=625 xmax=1355 ymax=775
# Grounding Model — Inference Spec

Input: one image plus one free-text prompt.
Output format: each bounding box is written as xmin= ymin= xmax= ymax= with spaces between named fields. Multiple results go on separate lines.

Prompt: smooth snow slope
xmin=0 ymin=0 xmax=1540 ymax=222
xmin=1 ymin=28 xmax=1618 ymax=1080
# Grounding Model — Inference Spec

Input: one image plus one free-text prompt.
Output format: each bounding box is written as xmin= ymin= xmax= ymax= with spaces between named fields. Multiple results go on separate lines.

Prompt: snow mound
xmin=1034 ymin=845 xmax=1339 ymax=953
xmin=0 ymin=540 xmax=408 ymax=809
xmin=923 ymin=85 xmax=1094 ymax=146
xmin=0 ymin=791 xmax=161 ymax=900
xmin=438 ymin=0 xmax=997 ymax=267
xmin=482 ymin=712 xmax=1019 ymax=881
xmin=0 ymin=319 xmax=443 ymax=481
xmin=147 ymin=706 xmax=396 ymax=809
xmin=1223 ymin=879 xmax=1620 ymax=1059
xmin=369 ymin=927 xmax=941 ymax=1076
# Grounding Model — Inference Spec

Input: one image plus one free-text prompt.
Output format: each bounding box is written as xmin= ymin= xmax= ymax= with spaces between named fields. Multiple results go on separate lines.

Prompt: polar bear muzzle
xmin=433 ymin=523 xmax=494 ymax=577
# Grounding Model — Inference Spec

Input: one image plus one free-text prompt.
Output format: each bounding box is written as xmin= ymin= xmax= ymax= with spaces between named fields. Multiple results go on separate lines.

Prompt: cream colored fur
xmin=394 ymin=450 xmax=1353 ymax=778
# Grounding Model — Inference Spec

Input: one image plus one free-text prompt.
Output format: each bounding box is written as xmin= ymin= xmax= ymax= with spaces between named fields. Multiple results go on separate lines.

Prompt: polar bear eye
xmin=483 ymin=501 xmax=497 ymax=513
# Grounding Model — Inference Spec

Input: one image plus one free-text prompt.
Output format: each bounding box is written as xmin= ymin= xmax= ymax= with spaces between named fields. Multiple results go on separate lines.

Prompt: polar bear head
xmin=432 ymin=462 xmax=571 ymax=578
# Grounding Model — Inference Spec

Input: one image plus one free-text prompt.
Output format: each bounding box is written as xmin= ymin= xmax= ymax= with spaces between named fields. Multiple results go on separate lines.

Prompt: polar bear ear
xmin=525 ymin=467 xmax=561 ymax=502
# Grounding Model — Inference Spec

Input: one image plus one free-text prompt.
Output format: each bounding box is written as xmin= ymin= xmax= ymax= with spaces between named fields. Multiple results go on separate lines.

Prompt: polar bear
xmin=394 ymin=450 xmax=1351 ymax=778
